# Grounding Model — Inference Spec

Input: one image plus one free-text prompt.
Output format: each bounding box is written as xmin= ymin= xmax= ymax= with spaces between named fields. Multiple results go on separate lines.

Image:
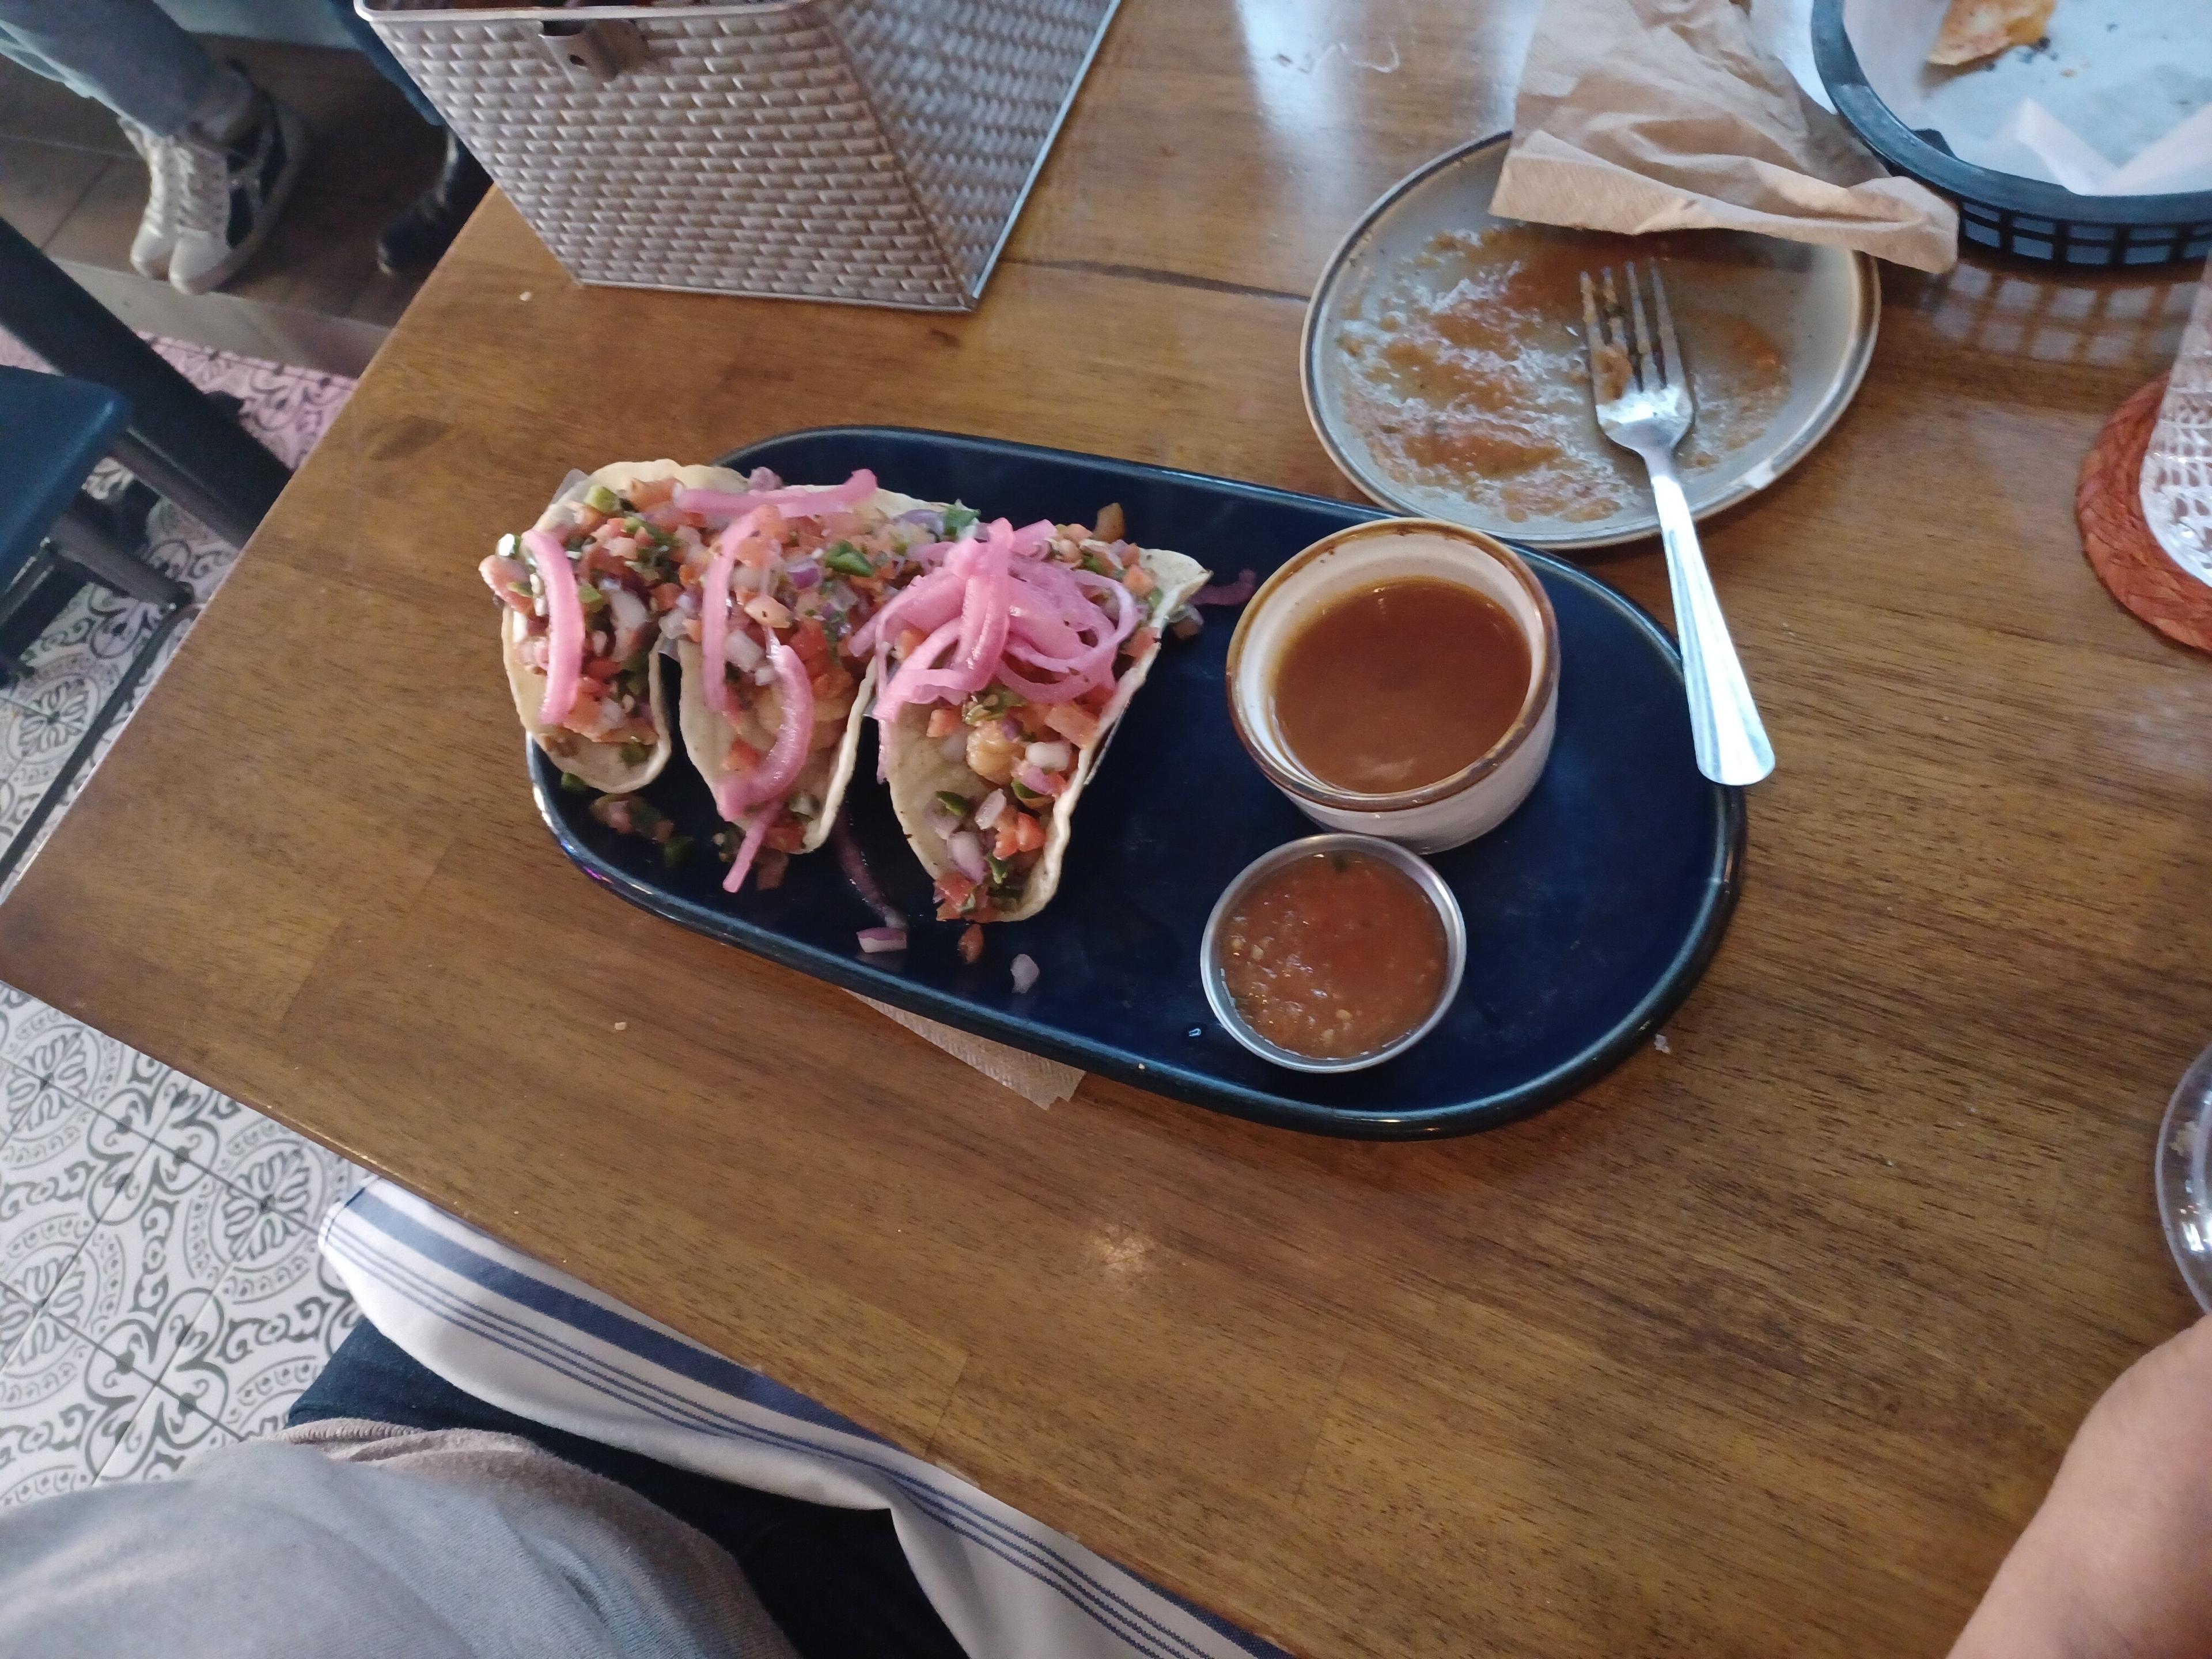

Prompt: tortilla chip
xmin=886 ymin=543 xmax=1211 ymax=922
xmin=1929 ymin=0 xmax=2055 ymax=66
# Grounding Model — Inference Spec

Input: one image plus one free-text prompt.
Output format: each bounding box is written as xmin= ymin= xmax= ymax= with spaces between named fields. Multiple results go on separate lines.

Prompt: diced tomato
xmin=571 ymin=506 xmax=607 ymax=535
xmin=583 ymin=658 xmax=620 ymax=683
xmin=1077 ymin=683 xmax=1114 ymax=714
xmin=896 ymin=626 xmax=926 ymax=658
xmin=1124 ymin=627 xmax=1157 ymax=658
xmin=934 ymin=873 xmax=978 ymax=922
xmin=628 ymin=478 xmax=676 ymax=509
xmin=725 ymin=736 xmax=762 ymax=772
xmin=926 ymin=706 xmax=960 ymax=740
xmin=1014 ymin=703 xmax=1052 ymax=737
xmin=790 ymin=618 xmax=831 ymax=671
xmin=993 ymin=820 xmax=1021 ymax=861
xmin=1123 ymin=565 xmax=1156 ymax=598
xmin=765 ymin=820 xmax=807 ymax=854
xmin=1044 ymin=703 xmax=1100 ymax=745
xmin=957 ymin=924 xmax=985 ymax=964
xmin=653 ymin=582 xmax=681 ymax=611
xmin=1012 ymin=813 xmax=1045 ymax=854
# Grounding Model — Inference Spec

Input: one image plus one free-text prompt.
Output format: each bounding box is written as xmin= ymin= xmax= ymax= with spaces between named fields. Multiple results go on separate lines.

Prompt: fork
xmin=1580 ymin=263 xmax=1775 ymax=787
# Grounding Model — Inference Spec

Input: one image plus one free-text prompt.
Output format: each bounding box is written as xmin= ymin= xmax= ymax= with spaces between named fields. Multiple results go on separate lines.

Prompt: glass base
xmin=2156 ymin=1041 xmax=2212 ymax=1311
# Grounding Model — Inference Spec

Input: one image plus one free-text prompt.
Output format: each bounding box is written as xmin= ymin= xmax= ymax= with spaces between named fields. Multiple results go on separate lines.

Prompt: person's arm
xmin=1951 ymin=1316 xmax=2212 ymax=1659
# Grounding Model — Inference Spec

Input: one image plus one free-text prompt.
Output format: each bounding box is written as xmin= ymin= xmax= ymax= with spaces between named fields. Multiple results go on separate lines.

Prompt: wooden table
xmin=9 ymin=2 xmax=2209 ymax=1653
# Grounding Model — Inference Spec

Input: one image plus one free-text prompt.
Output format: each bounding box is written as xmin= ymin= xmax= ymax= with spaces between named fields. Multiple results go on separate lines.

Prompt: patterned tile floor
xmin=0 ymin=336 xmax=363 ymax=1506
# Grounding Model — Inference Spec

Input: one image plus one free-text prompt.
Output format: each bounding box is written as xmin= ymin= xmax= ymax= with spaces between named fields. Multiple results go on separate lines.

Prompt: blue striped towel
xmin=323 ymin=1180 xmax=1291 ymax=1659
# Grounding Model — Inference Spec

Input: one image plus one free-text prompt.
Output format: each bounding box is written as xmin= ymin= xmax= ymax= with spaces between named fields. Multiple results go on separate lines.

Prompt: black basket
xmin=1811 ymin=0 xmax=2212 ymax=268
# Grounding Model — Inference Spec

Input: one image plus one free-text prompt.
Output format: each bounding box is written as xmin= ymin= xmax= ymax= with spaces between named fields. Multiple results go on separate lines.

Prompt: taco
xmin=656 ymin=465 xmax=964 ymax=892
xmin=480 ymin=463 xmax=688 ymax=795
xmin=858 ymin=512 xmax=1210 ymax=923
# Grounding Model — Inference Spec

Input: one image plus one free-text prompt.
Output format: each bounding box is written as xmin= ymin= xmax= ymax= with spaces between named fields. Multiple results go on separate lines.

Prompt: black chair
xmin=0 ymin=216 xmax=291 ymax=548
xmin=0 ymin=218 xmax=296 ymax=884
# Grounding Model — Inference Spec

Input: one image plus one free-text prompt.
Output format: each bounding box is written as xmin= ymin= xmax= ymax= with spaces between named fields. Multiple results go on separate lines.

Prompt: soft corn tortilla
xmin=500 ymin=459 xmax=717 ymax=794
xmin=885 ymin=543 xmax=1211 ymax=922
xmin=673 ymin=478 xmax=937 ymax=853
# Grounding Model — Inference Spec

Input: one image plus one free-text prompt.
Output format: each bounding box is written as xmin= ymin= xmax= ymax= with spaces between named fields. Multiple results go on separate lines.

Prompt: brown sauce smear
xmin=1338 ymin=227 xmax=1791 ymax=524
xmin=1271 ymin=577 xmax=1530 ymax=796
xmin=1219 ymin=850 xmax=1449 ymax=1060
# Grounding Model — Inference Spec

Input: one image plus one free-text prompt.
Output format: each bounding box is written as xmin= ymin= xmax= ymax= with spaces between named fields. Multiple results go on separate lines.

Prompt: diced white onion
xmin=945 ymin=830 xmax=987 ymax=882
xmin=724 ymin=628 xmax=764 ymax=672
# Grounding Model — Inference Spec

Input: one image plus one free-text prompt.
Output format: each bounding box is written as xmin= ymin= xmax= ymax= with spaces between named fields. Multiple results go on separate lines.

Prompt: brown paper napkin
xmin=855 ymin=995 xmax=1084 ymax=1109
xmin=1490 ymin=0 xmax=1958 ymax=272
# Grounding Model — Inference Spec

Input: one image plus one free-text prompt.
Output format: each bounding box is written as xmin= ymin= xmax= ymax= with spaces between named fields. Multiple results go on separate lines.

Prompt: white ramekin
xmin=1225 ymin=518 xmax=1560 ymax=854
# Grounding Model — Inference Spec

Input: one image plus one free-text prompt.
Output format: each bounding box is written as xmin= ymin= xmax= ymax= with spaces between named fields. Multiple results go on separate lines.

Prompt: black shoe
xmin=376 ymin=132 xmax=491 ymax=275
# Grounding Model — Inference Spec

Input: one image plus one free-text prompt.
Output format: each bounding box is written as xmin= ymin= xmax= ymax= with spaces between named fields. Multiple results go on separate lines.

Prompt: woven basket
xmin=358 ymin=1 xmax=1119 ymax=310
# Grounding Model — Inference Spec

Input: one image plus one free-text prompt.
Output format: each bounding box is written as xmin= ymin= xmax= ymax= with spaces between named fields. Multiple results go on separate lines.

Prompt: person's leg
xmin=295 ymin=1319 xmax=967 ymax=1659
xmin=320 ymin=0 xmax=442 ymax=129
xmin=315 ymin=0 xmax=490 ymax=274
xmin=0 ymin=0 xmax=238 ymax=137
xmin=0 ymin=0 xmax=302 ymax=292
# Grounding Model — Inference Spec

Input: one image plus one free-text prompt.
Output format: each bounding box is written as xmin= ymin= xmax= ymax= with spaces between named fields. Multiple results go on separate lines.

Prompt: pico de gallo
xmin=855 ymin=509 xmax=1174 ymax=923
xmin=660 ymin=468 xmax=980 ymax=893
xmin=479 ymin=478 xmax=680 ymax=766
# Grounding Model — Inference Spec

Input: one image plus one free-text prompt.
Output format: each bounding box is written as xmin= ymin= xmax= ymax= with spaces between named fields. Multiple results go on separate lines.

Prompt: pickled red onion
xmin=722 ymin=810 xmax=771 ymax=893
xmin=866 ymin=517 xmax=1146 ymax=731
xmin=713 ymin=630 xmax=813 ymax=820
xmin=873 ymin=616 xmax=963 ymax=731
xmin=1006 ymin=520 xmax=1056 ymax=556
xmin=698 ymin=512 xmax=756 ymax=722
xmin=674 ymin=469 xmax=878 ymax=524
xmin=849 ymin=563 xmax=962 ymax=657
xmin=900 ymin=524 xmax=1013 ymax=703
xmin=1070 ymin=568 xmax=1140 ymax=639
xmin=522 ymin=529 xmax=582 ymax=725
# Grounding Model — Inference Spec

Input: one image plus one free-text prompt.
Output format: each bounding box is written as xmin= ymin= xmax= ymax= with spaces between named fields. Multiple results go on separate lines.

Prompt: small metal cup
xmin=1200 ymin=834 xmax=1467 ymax=1074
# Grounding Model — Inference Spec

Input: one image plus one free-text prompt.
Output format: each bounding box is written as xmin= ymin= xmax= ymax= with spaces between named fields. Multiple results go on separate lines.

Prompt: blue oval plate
xmin=530 ymin=426 xmax=1745 ymax=1138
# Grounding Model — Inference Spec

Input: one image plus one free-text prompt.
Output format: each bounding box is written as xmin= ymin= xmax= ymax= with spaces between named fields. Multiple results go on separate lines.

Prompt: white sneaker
xmin=169 ymin=90 xmax=307 ymax=297
xmin=119 ymin=119 xmax=179 ymax=280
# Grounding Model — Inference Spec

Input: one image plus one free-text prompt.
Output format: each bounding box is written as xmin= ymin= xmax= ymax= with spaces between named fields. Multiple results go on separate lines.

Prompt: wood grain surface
xmin=7 ymin=3 xmax=2212 ymax=1654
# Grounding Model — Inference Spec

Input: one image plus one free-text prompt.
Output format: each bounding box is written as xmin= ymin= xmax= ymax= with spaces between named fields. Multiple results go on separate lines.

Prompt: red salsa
xmin=1217 ymin=849 xmax=1448 ymax=1060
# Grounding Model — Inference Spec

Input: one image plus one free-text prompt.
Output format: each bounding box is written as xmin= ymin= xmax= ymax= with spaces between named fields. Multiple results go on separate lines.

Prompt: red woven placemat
xmin=2078 ymin=373 xmax=2212 ymax=654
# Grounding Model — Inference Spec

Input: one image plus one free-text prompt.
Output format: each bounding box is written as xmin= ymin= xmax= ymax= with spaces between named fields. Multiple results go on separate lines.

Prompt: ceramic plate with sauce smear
xmin=1302 ymin=134 xmax=1880 ymax=552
